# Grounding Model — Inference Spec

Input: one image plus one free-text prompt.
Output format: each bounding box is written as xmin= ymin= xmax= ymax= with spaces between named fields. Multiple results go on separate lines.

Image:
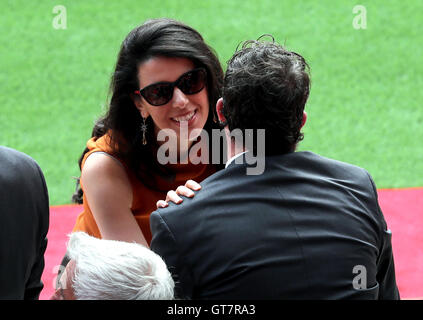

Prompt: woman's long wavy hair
xmin=72 ymin=18 xmax=224 ymax=203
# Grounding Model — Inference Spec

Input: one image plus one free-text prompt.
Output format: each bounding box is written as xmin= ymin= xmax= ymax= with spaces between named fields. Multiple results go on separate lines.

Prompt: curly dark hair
xmin=222 ymin=36 xmax=310 ymax=156
xmin=72 ymin=18 xmax=224 ymax=203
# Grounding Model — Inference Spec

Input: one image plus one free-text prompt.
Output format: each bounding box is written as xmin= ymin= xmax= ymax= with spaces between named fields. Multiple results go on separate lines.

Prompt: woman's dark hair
xmin=72 ymin=18 xmax=224 ymax=203
xmin=222 ymin=37 xmax=310 ymax=156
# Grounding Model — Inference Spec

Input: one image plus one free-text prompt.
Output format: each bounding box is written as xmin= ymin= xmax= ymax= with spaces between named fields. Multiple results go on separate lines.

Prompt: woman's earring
xmin=218 ymin=120 xmax=228 ymax=128
xmin=141 ymin=117 xmax=148 ymax=145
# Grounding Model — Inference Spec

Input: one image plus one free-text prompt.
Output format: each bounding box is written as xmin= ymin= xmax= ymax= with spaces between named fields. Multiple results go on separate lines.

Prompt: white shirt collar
xmin=225 ymin=151 xmax=248 ymax=169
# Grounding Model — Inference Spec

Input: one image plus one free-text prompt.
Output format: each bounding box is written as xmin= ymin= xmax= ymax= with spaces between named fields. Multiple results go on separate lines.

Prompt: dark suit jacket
xmin=0 ymin=146 xmax=49 ymax=299
xmin=150 ymin=151 xmax=399 ymax=300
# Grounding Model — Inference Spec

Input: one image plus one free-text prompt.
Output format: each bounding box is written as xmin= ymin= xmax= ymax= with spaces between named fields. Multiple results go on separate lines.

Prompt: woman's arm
xmin=81 ymin=153 xmax=148 ymax=246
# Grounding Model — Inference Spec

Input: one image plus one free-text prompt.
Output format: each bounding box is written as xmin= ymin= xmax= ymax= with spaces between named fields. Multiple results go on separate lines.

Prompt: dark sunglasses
xmin=134 ymin=67 xmax=207 ymax=106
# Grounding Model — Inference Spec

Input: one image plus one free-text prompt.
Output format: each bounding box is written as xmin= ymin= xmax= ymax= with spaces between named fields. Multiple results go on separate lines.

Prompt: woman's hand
xmin=156 ymin=180 xmax=202 ymax=208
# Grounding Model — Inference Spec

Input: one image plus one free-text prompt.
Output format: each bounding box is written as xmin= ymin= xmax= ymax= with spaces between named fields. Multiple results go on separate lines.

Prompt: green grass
xmin=1 ymin=0 xmax=422 ymax=205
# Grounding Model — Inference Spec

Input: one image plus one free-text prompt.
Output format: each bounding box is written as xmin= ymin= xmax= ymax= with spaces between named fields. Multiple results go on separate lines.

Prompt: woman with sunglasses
xmin=69 ymin=18 xmax=224 ymax=248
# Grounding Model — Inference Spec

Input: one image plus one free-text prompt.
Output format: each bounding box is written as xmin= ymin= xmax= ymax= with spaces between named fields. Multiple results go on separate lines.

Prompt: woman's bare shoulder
xmin=81 ymin=152 xmax=132 ymax=205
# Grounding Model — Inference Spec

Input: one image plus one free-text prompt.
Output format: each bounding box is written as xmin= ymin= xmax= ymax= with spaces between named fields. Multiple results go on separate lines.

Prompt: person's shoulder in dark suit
xmin=150 ymin=151 xmax=399 ymax=300
xmin=0 ymin=146 xmax=49 ymax=299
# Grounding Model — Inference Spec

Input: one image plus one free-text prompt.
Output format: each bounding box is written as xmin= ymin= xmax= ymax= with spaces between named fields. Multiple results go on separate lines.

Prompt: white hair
xmin=66 ymin=232 xmax=174 ymax=300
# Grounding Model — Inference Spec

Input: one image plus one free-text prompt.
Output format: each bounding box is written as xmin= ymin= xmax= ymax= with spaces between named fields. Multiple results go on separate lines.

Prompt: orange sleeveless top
xmin=72 ymin=133 xmax=217 ymax=245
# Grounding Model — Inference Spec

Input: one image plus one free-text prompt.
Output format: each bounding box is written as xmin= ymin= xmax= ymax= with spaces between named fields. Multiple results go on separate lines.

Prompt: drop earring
xmin=141 ymin=117 xmax=148 ymax=145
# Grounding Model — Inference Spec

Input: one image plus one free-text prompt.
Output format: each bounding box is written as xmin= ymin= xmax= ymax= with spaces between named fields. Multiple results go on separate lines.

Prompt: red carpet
xmin=39 ymin=188 xmax=423 ymax=300
xmin=377 ymin=188 xmax=423 ymax=299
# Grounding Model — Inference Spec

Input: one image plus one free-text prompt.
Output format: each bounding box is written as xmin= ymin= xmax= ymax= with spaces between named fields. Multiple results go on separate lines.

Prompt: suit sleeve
xmin=24 ymin=160 xmax=50 ymax=300
xmin=24 ymin=237 xmax=48 ymax=299
xmin=150 ymin=210 xmax=194 ymax=299
xmin=376 ymin=229 xmax=400 ymax=299
xmin=0 ymin=148 xmax=49 ymax=299
xmin=366 ymin=171 xmax=400 ymax=300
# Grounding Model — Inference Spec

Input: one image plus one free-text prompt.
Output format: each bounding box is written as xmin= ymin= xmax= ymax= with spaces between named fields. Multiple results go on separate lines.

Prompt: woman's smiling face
xmin=134 ymin=56 xmax=209 ymax=149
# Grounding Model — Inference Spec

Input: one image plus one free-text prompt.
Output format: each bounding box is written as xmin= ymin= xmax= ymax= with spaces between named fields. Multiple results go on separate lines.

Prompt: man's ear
xmin=216 ymin=98 xmax=227 ymax=126
xmin=131 ymin=93 xmax=149 ymax=118
xmin=301 ymin=111 xmax=307 ymax=128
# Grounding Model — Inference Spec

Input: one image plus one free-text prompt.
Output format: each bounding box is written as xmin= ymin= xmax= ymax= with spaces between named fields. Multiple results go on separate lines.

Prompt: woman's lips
xmin=171 ymin=110 xmax=197 ymax=126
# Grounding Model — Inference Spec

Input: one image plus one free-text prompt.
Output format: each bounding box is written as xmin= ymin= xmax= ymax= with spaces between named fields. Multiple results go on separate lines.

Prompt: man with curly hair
xmin=150 ymin=38 xmax=400 ymax=300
